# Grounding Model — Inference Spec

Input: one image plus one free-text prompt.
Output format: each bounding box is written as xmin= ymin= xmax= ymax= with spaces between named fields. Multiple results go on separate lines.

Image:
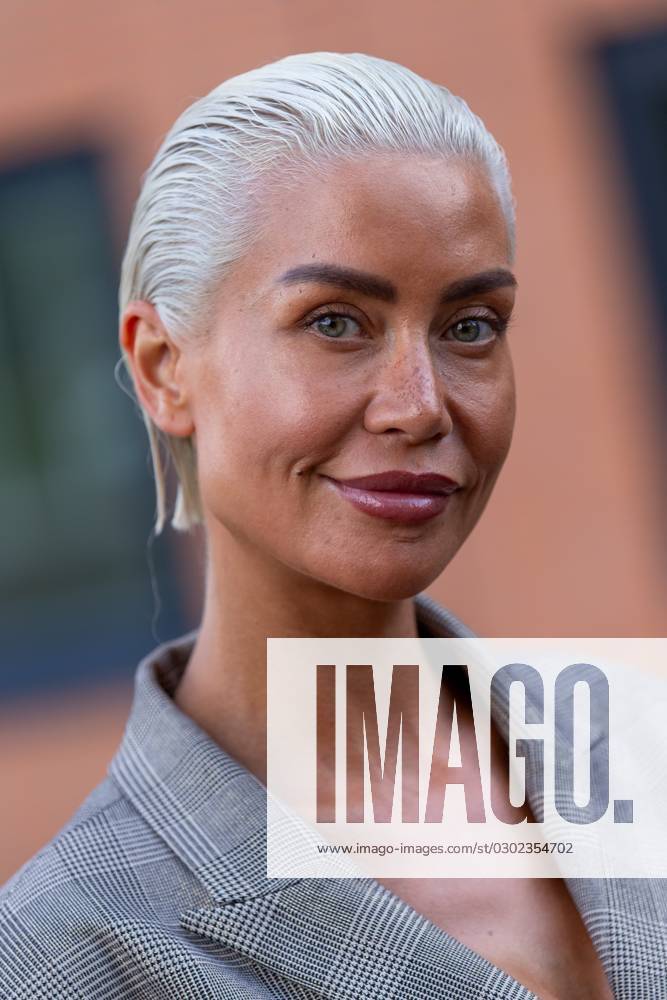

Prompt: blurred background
xmin=2 ymin=0 xmax=667 ymax=881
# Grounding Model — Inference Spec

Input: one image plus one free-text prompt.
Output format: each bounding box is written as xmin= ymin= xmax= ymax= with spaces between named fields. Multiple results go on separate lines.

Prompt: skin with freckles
xmin=187 ymin=153 xmax=516 ymax=604
xmin=120 ymin=152 xmax=612 ymax=1000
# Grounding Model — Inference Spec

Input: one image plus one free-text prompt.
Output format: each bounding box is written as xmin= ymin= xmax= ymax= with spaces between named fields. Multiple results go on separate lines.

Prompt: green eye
xmin=448 ymin=318 xmax=496 ymax=343
xmin=311 ymin=313 xmax=361 ymax=339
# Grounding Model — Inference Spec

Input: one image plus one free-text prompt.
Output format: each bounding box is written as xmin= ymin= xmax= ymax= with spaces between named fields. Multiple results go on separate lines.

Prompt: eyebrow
xmin=276 ymin=263 xmax=517 ymax=305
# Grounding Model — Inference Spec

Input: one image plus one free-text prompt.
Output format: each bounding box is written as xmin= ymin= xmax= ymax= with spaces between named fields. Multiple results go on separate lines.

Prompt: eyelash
xmin=302 ymin=307 xmax=511 ymax=342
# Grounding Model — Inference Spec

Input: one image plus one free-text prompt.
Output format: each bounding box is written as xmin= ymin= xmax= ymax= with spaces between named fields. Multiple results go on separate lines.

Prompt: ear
xmin=119 ymin=301 xmax=195 ymax=438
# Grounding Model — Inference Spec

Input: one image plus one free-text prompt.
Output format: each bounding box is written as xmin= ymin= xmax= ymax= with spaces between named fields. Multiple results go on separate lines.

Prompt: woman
xmin=0 ymin=51 xmax=644 ymax=999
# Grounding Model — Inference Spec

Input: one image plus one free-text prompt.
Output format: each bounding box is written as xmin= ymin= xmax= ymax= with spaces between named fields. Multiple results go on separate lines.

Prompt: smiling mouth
xmin=320 ymin=471 xmax=461 ymax=524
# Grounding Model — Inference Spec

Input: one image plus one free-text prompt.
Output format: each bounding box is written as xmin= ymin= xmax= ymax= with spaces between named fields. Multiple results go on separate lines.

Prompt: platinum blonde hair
xmin=118 ymin=51 xmax=516 ymax=534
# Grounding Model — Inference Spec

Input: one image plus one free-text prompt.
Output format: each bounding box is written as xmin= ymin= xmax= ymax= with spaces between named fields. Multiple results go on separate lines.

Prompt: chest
xmin=375 ymin=873 xmax=614 ymax=1000
xmin=374 ymin=694 xmax=614 ymax=999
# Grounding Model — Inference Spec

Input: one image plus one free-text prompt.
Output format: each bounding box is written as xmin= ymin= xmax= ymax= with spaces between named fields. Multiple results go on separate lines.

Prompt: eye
xmin=445 ymin=315 xmax=507 ymax=344
xmin=306 ymin=310 xmax=363 ymax=340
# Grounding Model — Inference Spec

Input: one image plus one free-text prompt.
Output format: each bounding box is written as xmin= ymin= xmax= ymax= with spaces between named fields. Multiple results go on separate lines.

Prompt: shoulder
xmin=0 ymin=776 xmax=209 ymax=1000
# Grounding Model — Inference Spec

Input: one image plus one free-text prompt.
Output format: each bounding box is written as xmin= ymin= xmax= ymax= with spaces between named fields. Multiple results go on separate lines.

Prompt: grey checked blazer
xmin=1 ymin=593 xmax=665 ymax=999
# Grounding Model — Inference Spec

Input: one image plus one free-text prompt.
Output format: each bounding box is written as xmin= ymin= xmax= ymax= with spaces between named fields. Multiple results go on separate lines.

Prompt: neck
xmin=172 ymin=526 xmax=420 ymax=784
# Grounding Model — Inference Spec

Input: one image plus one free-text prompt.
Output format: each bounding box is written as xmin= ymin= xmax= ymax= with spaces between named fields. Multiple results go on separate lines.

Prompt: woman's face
xmin=182 ymin=152 xmax=517 ymax=600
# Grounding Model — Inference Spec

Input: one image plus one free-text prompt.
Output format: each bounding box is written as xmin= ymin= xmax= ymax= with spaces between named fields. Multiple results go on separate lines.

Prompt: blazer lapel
xmin=489 ymin=648 xmax=667 ymax=997
xmin=180 ymin=872 xmax=537 ymax=999
xmin=178 ymin=593 xmax=538 ymax=999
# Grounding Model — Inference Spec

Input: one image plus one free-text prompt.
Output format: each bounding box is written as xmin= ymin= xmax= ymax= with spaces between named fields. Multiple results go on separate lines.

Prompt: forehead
xmin=233 ymin=152 xmax=511 ymax=306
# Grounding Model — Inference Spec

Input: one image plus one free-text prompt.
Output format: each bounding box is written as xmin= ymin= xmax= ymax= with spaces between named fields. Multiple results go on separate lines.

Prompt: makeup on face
xmin=320 ymin=470 xmax=461 ymax=525
xmin=185 ymin=153 xmax=517 ymax=600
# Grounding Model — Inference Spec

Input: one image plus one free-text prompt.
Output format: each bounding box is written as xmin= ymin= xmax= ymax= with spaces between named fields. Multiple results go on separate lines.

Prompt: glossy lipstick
xmin=322 ymin=470 xmax=460 ymax=524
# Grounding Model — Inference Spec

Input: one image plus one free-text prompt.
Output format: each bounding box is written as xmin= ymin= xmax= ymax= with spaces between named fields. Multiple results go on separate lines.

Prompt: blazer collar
xmin=108 ymin=592 xmax=473 ymax=902
xmin=106 ymin=593 xmax=652 ymax=998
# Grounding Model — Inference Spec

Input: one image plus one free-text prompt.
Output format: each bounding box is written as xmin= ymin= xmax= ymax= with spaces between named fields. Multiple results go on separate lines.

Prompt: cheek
xmin=193 ymin=355 xmax=355 ymax=500
xmin=457 ymin=364 xmax=516 ymax=471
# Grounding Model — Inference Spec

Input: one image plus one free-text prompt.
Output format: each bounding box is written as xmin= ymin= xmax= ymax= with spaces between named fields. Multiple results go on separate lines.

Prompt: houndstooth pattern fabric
xmin=1 ymin=592 xmax=665 ymax=998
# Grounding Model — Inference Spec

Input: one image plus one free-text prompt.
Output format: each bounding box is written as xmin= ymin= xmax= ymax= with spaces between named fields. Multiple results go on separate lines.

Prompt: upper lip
xmin=328 ymin=470 xmax=461 ymax=494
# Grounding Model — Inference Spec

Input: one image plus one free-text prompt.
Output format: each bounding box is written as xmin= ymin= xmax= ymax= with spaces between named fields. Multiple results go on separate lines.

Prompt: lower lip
xmin=324 ymin=479 xmax=456 ymax=524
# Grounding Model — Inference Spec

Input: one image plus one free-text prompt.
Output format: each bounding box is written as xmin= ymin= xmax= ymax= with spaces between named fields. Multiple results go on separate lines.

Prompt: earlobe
xmin=119 ymin=300 xmax=195 ymax=439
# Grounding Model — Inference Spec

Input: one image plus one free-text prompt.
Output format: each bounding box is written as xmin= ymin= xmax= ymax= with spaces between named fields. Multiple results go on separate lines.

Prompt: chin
xmin=301 ymin=530 xmax=467 ymax=603
xmin=324 ymin=561 xmax=448 ymax=604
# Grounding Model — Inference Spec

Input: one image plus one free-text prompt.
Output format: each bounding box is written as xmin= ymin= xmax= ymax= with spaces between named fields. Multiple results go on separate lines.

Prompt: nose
xmin=363 ymin=334 xmax=453 ymax=443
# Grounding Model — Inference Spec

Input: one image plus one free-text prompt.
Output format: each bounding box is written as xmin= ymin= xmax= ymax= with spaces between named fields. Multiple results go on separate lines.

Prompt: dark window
xmin=0 ymin=147 xmax=192 ymax=699
xmin=596 ymin=25 xmax=667 ymax=372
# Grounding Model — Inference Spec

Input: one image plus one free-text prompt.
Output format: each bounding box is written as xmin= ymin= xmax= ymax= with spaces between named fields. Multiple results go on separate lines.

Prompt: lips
xmin=321 ymin=470 xmax=461 ymax=524
xmin=333 ymin=471 xmax=461 ymax=495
